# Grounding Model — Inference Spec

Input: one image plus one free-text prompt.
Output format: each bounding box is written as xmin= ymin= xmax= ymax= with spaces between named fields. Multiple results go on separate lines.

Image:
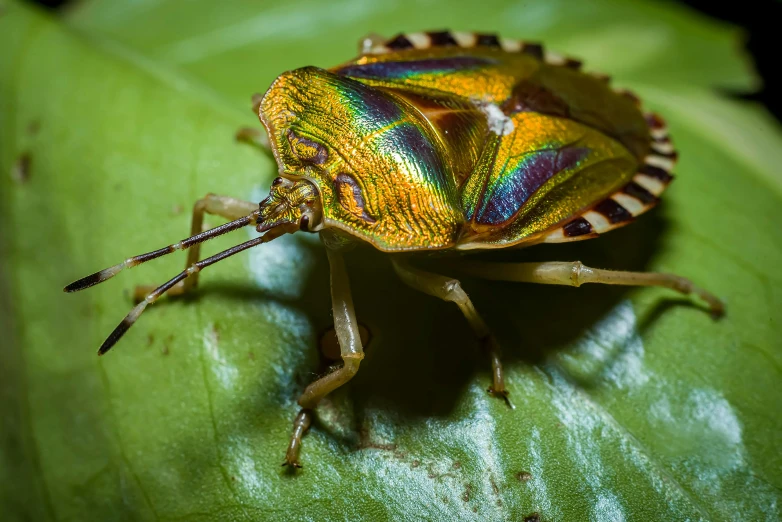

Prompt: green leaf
xmin=2 ymin=1 xmax=780 ymax=521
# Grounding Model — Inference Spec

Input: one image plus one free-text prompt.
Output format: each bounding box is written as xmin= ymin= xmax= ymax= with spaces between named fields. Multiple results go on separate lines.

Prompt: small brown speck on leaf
xmin=412 ymin=460 xmax=421 ymax=468
xmin=524 ymin=513 xmax=541 ymax=522
xmin=11 ymin=153 xmax=31 ymax=184
xmin=516 ymin=471 xmax=533 ymax=482
xmin=462 ymin=483 xmax=473 ymax=502
xmin=146 ymin=334 xmax=155 ymax=346
xmin=171 ymin=204 xmax=184 ymax=216
xmin=248 ymin=351 xmax=256 ymax=361
xmin=453 ymin=461 xmax=461 ymax=469
xmin=28 ymin=120 xmax=40 ymax=135
xmin=160 ymin=334 xmax=173 ymax=356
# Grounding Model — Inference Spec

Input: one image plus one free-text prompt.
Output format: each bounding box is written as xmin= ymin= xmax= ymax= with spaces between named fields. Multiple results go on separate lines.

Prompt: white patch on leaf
xmin=527 ymin=428 xmax=560 ymax=519
xmin=551 ymin=299 xmax=778 ymax=519
xmin=594 ymin=493 xmax=626 ymax=522
xmin=547 ymin=370 xmax=628 ymax=522
xmin=560 ymin=300 xmax=649 ymax=389
xmin=345 ymin=383 xmax=508 ymax=520
xmin=202 ymin=323 xmax=238 ymax=389
xmin=226 ymin=435 xmax=267 ymax=497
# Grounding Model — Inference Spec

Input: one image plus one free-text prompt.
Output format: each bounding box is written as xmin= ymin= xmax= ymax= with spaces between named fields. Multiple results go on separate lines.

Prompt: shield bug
xmin=64 ymin=30 xmax=725 ymax=468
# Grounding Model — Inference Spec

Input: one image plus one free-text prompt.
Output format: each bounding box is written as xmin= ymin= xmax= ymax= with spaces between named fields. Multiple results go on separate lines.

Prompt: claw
xmin=488 ymin=387 xmax=515 ymax=409
xmin=281 ymin=458 xmax=303 ymax=469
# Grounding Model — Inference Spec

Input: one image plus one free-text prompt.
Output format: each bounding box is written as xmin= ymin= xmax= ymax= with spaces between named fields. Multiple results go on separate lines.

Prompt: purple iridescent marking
xmin=337 ymin=56 xmax=495 ymax=80
xmin=474 ymin=146 xmax=590 ymax=225
xmin=336 ymin=75 xmax=451 ymax=191
xmin=335 ymin=173 xmax=376 ymax=223
xmin=287 ymin=129 xmax=328 ymax=165
xmin=339 ymin=75 xmax=405 ymax=126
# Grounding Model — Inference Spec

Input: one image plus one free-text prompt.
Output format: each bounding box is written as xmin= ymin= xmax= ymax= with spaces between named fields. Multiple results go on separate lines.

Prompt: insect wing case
xmin=259 ymin=66 xmax=464 ymax=251
xmin=332 ymin=36 xmax=662 ymax=248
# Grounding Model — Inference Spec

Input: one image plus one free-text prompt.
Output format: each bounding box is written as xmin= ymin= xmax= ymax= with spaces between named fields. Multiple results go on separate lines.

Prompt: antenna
xmin=64 ymin=211 xmax=259 ymax=293
xmin=95 ymin=226 xmax=290 ymax=355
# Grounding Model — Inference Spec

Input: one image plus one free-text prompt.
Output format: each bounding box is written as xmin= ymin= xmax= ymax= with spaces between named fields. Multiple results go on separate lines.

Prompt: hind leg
xmin=450 ymin=260 xmax=724 ymax=316
xmin=133 ymin=194 xmax=257 ymax=301
xmin=391 ymin=257 xmax=511 ymax=407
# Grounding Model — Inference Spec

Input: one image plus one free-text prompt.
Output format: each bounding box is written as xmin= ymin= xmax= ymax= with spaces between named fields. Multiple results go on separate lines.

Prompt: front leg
xmin=133 ymin=194 xmax=257 ymax=301
xmin=284 ymin=247 xmax=365 ymax=468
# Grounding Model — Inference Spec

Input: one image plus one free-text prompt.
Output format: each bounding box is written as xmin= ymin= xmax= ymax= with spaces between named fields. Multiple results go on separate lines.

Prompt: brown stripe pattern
xmin=543 ymin=109 xmax=677 ymax=243
xmin=362 ymin=30 xmax=581 ymax=70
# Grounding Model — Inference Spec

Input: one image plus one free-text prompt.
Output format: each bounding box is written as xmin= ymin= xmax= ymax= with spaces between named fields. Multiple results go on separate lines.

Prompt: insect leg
xmin=133 ymin=194 xmax=257 ymax=301
xmin=284 ymin=247 xmax=365 ymax=468
xmin=451 ymin=261 xmax=724 ymax=317
xmin=235 ymin=127 xmax=270 ymax=152
xmin=390 ymin=257 xmax=512 ymax=407
xmin=235 ymin=93 xmax=271 ymax=153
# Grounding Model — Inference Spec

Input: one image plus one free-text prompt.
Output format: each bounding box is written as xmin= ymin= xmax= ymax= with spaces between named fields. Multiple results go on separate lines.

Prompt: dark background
xmin=25 ymin=0 xmax=782 ymax=123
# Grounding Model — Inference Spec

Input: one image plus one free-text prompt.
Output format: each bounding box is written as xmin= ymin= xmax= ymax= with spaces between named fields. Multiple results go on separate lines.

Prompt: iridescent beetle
xmin=65 ymin=30 xmax=724 ymax=468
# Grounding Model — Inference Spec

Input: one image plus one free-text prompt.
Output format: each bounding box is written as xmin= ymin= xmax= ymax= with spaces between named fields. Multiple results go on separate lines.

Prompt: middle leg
xmin=390 ymin=257 xmax=511 ymax=407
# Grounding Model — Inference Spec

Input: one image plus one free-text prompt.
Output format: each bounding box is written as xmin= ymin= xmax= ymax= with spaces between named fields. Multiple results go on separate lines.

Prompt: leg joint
xmin=341 ymin=355 xmax=362 ymax=377
xmin=443 ymin=279 xmax=469 ymax=305
xmin=570 ymin=261 xmax=585 ymax=287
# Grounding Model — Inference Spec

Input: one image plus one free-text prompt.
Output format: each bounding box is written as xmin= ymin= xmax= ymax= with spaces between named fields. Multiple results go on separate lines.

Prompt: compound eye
xmin=287 ymin=130 xmax=328 ymax=165
xmin=299 ymin=214 xmax=310 ymax=231
xmin=272 ymin=177 xmax=284 ymax=187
